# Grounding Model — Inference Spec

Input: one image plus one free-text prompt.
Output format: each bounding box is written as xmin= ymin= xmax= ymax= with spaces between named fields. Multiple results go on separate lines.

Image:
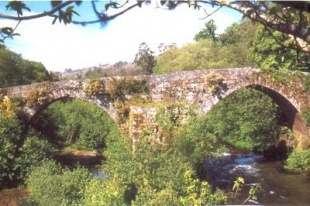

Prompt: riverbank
xmin=0 ymin=188 xmax=29 ymax=206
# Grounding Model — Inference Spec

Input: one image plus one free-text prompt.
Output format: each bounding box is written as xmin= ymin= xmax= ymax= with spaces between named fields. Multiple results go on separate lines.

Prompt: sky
xmin=1 ymin=1 xmax=242 ymax=72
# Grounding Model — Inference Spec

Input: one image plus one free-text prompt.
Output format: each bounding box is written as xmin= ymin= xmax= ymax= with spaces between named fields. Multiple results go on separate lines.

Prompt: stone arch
xmin=218 ymin=83 xmax=309 ymax=149
xmin=27 ymin=95 xmax=116 ymax=126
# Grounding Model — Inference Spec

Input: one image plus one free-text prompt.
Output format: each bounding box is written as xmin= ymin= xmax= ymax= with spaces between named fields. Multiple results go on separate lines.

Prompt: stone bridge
xmin=1 ymin=67 xmax=309 ymax=149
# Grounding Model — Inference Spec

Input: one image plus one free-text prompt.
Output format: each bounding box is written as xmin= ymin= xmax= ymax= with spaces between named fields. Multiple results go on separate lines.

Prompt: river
xmin=205 ymin=152 xmax=310 ymax=205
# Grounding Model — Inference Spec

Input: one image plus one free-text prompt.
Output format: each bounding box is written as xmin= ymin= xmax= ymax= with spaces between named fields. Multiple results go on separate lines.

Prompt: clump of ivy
xmin=84 ymin=78 xmax=106 ymax=97
xmin=114 ymin=99 xmax=130 ymax=124
xmin=26 ymin=84 xmax=51 ymax=108
xmin=108 ymin=77 xmax=149 ymax=100
xmin=204 ymin=72 xmax=224 ymax=95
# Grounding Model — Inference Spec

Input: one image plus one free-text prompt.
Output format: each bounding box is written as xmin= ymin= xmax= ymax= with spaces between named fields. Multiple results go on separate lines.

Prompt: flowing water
xmin=205 ymin=152 xmax=310 ymax=205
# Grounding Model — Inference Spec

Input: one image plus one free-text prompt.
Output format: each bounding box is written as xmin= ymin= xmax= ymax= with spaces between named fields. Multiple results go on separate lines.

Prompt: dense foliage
xmin=25 ymin=160 xmax=91 ymax=206
xmin=32 ymin=99 xmax=118 ymax=151
xmin=108 ymin=77 xmax=149 ymax=100
xmin=0 ymin=46 xmax=58 ymax=88
xmin=84 ymin=134 xmax=227 ymax=205
xmin=250 ymin=25 xmax=308 ymax=71
xmin=1 ymin=1 xmax=310 ymax=201
xmin=0 ymin=96 xmax=55 ymax=189
xmin=284 ymin=149 xmax=310 ymax=173
xmin=204 ymin=88 xmax=282 ymax=152
xmin=153 ymin=20 xmax=256 ymax=74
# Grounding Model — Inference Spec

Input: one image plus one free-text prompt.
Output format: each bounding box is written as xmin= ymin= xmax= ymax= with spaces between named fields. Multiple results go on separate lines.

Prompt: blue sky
xmin=1 ymin=1 xmax=242 ymax=72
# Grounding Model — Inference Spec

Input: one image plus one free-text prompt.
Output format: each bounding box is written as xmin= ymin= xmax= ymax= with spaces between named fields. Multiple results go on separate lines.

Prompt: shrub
xmin=108 ymin=77 xmax=148 ymax=100
xmin=284 ymin=149 xmax=310 ymax=173
xmin=0 ymin=95 xmax=20 ymax=118
xmin=0 ymin=112 xmax=22 ymax=189
xmin=15 ymin=135 xmax=56 ymax=182
xmin=84 ymin=78 xmax=106 ymax=97
xmin=204 ymin=72 xmax=224 ymax=95
xmin=32 ymin=99 xmax=118 ymax=151
xmin=26 ymin=84 xmax=51 ymax=108
xmin=26 ymin=160 xmax=91 ymax=206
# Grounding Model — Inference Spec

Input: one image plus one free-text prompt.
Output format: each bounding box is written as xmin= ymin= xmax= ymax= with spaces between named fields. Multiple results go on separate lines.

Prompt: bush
xmin=25 ymin=160 xmax=92 ymax=206
xmin=174 ymin=117 xmax=224 ymax=169
xmin=26 ymin=84 xmax=51 ymax=108
xmin=85 ymin=134 xmax=226 ymax=205
xmin=32 ymin=99 xmax=118 ymax=151
xmin=0 ymin=112 xmax=22 ymax=189
xmin=204 ymin=88 xmax=281 ymax=152
xmin=84 ymin=78 xmax=106 ymax=97
xmin=15 ymin=135 xmax=56 ymax=182
xmin=284 ymin=149 xmax=310 ymax=173
xmin=108 ymin=77 xmax=149 ymax=100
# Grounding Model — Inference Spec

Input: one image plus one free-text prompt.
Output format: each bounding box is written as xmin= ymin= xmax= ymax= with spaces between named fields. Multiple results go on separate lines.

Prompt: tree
xmin=134 ymin=42 xmax=156 ymax=75
xmin=251 ymin=24 xmax=309 ymax=71
xmin=0 ymin=46 xmax=57 ymax=87
xmin=154 ymin=20 xmax=257 ymax=74
xmin=194 ymin=19 xmax=218 ymax=43
xmin=1 ymin=1 xmax=309 ymax=55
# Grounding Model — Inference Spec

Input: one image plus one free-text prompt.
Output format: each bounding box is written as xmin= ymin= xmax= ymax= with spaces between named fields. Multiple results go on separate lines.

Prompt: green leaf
xmin=52 ymin=16 xmax=58 ymax=25
xmin=1 ymin=27 xmax=13 ymax=35
xmin=5 ymin=1 xmax=30 ymax=16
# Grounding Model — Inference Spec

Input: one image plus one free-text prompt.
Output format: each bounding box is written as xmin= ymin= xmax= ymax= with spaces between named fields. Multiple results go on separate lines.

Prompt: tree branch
xmin=0 ymin=1 xmax=73 ymax=21
xmin=216 ymin=1 xmax=310 ymax=52
xmin=72 ymin=2 xmax=139 ymax=25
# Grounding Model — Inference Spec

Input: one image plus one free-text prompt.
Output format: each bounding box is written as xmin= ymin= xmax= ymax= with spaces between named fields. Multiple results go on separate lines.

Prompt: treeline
xmin=0 ymin=45 xmax=58 ymax=88
xmin=76 ymin=18 xmax=309 ymax=80
xmin=153 ymin=19 xmax=308 ymax=74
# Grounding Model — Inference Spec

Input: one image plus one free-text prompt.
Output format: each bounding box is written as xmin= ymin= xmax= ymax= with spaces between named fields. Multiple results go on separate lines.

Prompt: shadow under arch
xmin=245 ymin=84 xmax=308 ymax=148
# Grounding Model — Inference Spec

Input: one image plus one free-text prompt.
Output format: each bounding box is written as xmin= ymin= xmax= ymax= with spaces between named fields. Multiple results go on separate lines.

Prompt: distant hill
xmin=60 ymin=62 xmax=143 ymax=80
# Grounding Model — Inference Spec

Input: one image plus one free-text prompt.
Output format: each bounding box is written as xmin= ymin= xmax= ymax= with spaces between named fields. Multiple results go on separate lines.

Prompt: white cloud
xmin=3 ymin=4 xmax=241 ymax=72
